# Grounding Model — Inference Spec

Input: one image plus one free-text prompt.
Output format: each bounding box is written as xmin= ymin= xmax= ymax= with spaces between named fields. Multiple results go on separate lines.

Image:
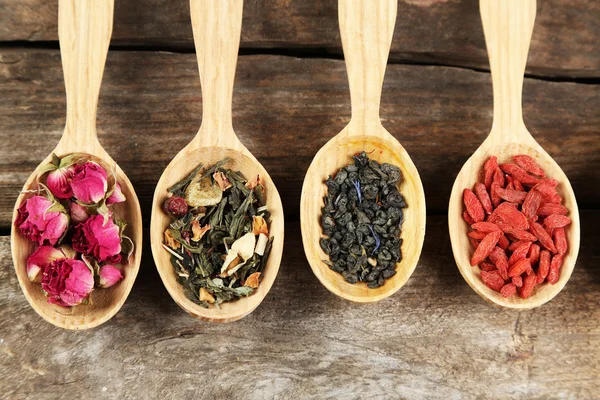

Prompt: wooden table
xmin=0 ymin=1 xmax=598 ymax=398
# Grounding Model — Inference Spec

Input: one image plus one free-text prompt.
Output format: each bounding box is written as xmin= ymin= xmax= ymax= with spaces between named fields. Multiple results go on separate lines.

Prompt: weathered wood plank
xmin=0 ymin=50 xmax=598 ymax=228
xmin=0 ymin=0 xmax=598 ymax=76
xmin=1 ymin=214 xmax=599 ymax=399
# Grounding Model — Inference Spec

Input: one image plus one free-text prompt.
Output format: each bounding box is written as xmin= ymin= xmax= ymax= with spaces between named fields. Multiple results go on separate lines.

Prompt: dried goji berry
xmin=463 ymin=188 xmax=485 ymax=223
xmin=537 ymin=203 xmax=568 ymax=217
xmin=490 ymin=182 xmax=502 ymax=207
xmin=512 ymin=276 xmax=523 ymax=287
xmin=463 ymin=210 xmax=476 ymax=225
xmin=513 ymin=155 xmax=546 ymax=177
xmin=488 ymin=202 xmax=529 ymax=230
xmin=513 ymin=180 xmax=524 ymax=191
xmin=496 ymin=188 xmax=527 ymax=203
xmin=469 ymin=237 xmax=480 ymax=249
xmin=493 ymin=168 xmax=505 ymax=188
xmin=553 ymin=227 xmax=568 ymax=255
xmin=508 ymin=241 xmax=532 ymax=266
xmin=500 ymin=283 xmax=517 ymax=298
xmin=471 ymin=222 xmax=501 ymax=233
xmin=529 ymin=221 xmax=557 ymax=253
xmin=528 ymin=244 xmax=540 ymax=267
xmin=468 ymin=230 xmax=488 ymax=240
xmin=537 ymin=250 xmax=551 ymax=282
xmin=500 ymin=163 xmax=541 ymax=185
xmin=474 ymin=183 xmax=493 ymax=214
xmin=471 ymin=231 xmax=502 ymax=266
xmin=481 ymin=270 xmax=505 ymax=292
xmin=522 ymin=189 xmax=542 ymax=220
xmin=508 ymin=240 xmax=532 ymax=252
xmin=509 ymin=258 xmax=532 ymax=278
xmin=489 ymin=246 xmax=509 ymax=280
xmin=497 ymin=234 xmax=509 ymax=250
xmin=483 ymin=156 xmax=498 ymax=189
xmin=506 ymin=182 xmax=515 ymax=190
xmin=519 ymin=274 xmax=537 ymax=299
xmin=547 ymin=254 xmax=564 ymax=284
xmin=480 ymin=261 xmax=497 ymax=272
xmin=533 ymin=182 xmax=561 ymax=204
xmin=500 ymin=225 xmax=538 ymax=242
xmin=543 ymin=214 xmax=571 ymax=230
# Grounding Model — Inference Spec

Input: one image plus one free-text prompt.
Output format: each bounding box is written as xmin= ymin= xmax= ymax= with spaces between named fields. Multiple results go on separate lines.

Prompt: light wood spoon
xmin=150 ymin=0 xmax=284 ymax=323
xmin=10 ymin=0 xmax=143 ymax=329
xmin=449 ymin=0 xmax=580 ymax=309
xmin=300 ymin=0 xmax=426 ymax=303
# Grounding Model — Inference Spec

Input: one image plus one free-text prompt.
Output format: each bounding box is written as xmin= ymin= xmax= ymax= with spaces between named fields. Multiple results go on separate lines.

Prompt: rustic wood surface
xmin=0 ymin=0 xmax=599 ymax=398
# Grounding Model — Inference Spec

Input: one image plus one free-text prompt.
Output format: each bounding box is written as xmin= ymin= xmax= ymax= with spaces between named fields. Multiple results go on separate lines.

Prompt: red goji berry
xmin=500 ymin=224 xmax=538 ymax=242
xmin=497 ymin=234 xmax=509 ymax=250
xmin=480 ymin=261 xmax=497 ymax=272
xmin=463 ymin=210 xmax=475 ymax=225
xmin=490 ymin=182 xmax=502 ymax=207
xmin=537 ymin=203 xmax=568 ymax=217
xmin=508 ymin=241 xmax=532 ymax=267
xmin=553 ymin=227 xmax=568 ymax=255
xmin=513 ymin=180 xmax=524 ymax=191
xmin=463 ymin=188 xmax=485 ymax=223
xmin=519 ymin=274 xmax=537 ymax=299
xmin=512 ymin=276 xmax=523 ymax=288
xmin=488 ymin=203 xmax=529 ymax=230
xmin=533 ymin=182 xmax=561 ymax=204
xmin=468 ymin=230 xmax=488 ymax=240
xmin=537 ymin=250 xmax=551 ymax=282
xmin=500 ymin=283 xmax=517 ymax=298
xmin=471 ymin=222 xmax=501 ymax=233
xmin=522 ymin=189 xmax=542 ymax=220
xmin=509 ymin=258 xmax=532 ymax=278
xmin=543 ymin=214 xmax=571 ymax=230
xmin=493 ymin=168 xmax=505 ymax=188
xmin=483 ymin=156 xmax=498 ymax=190
xmin=471 ymin=231 xmax=502 ymax=266
xmin=547 ymin=254 xmax=564 ymax=284
xmin=528 ymin=244 xmax=540 ymax=267
xmin=489 ymin=246 xmax=509 ymax=280
xmin=529 ymin=221 xmax=557 ymax=253
xmin=496 ymin=188 xmax=527 ymax=203
xmin=500 ymin=163 xmax=541 ymax=185
xmin=469 ymin=237 xmax=480 ymax=249
xmin=474 ymin=183 xmax=493 ymax=214
xmin=481 ymin=270 xmax=505 ymax=292
xmin=513 ymin=155 xmax=546 ymax=177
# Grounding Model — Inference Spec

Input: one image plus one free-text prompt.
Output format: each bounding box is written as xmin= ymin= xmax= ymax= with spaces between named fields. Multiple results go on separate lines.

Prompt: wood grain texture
xmin=0 ymin=50 xmax=598 ymax=228
xmin=0 ymin=0 xmax=598 ymax=77
xmin=1 ymin=215 xmax=599 ymax=399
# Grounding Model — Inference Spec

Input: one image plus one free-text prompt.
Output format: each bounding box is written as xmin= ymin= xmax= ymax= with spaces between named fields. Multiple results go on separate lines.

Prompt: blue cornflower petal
xmin=368 ymin=225 xmax=380 ymax=256
xmin=352 ymin=179 xmax=362 ymax=203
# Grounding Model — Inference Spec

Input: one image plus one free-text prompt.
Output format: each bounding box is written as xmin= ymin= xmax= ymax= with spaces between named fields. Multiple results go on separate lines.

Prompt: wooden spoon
xmin=300 ymin=0 xmax=426 ymax=303
xmin=10 ymin=0 xmax=143 ymax=329
xmin=150 ymin=0 xmax=284 ymax=323
xmin=449 ymin=0 xmax=580 ymax=309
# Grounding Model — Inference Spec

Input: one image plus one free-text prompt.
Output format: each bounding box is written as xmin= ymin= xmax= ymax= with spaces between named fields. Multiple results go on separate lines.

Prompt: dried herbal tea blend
xmin=319 ymin=151 xmax=407 ymax=288
xmin=463 ymin=154 xmax=571 ymax=299
xmin=161 ymin=158 xmax=273 ymax=308
xmin=14 ymin=153 xmax=133 ymax=307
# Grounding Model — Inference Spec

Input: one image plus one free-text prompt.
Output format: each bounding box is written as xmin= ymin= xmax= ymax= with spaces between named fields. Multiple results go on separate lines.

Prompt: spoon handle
xmin=480 ymin=0 xmax=536 ymax=140
xmin=58 ymin=0 xmax=114 ymax=151
xmin=339 ymin=0 xmax=397 ymax=131
xmin=191 ymin=0 xmax=244 ymax=148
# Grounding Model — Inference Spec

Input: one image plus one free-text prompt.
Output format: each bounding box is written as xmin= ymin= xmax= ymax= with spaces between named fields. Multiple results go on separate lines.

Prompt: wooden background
xmin=0 ymin=1 xmax=598 ymax=399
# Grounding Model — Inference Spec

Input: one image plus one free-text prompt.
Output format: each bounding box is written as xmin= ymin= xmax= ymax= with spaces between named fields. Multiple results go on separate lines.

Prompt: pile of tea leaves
xmin=320 ymin=151 xmax=407 ymax=288
xmin=162 ymin=158 xmax=273 ymax=308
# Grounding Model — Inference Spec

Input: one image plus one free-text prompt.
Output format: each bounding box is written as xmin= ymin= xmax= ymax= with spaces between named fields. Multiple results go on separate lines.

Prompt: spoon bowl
xmin=150 ymin=0 xmax=284 ymax=323
xmin=300 ymin=0 xmax=426 ymax=302
xmin=449 ymin=0 xmax=580 ymax=309
xmin=10 ymin=0 xmax=143 ymax=330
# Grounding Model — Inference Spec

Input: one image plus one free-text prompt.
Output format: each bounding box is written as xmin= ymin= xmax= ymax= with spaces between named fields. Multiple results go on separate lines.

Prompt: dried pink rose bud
xmin=42 ymin=259 xmax=94 ymax=307
xmin=72 ymin=215 xmax=122 ymax=263
xmin=26 ymin=245 xmax=69 ymax=283
xmin=46 ymin=165 xmax=76 ymax=199
xmin=98 ymin=265 xmax=124 ymax=288
xmin=106 ymin=182 xmax=126 ymax=205
xmin=69 ymin=202 xmax=90 ymax=223
xmin=70 ymin=162 xmax=108 ymax=204
xmin=15 ymin=196 xmax=69 ymax=246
